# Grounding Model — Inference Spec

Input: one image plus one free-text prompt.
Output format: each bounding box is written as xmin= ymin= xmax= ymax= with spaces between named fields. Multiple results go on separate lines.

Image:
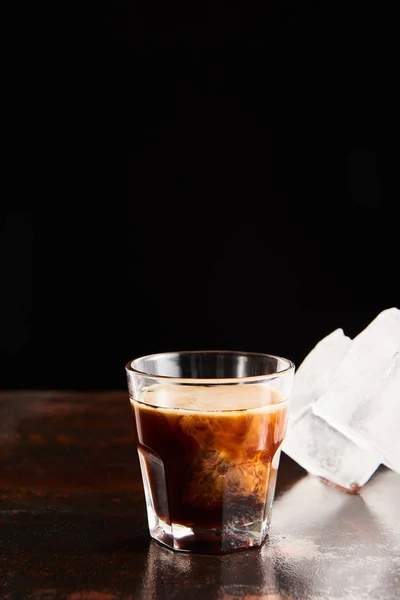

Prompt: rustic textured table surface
xmin=1 ymin=391 xmax=399 ymax=600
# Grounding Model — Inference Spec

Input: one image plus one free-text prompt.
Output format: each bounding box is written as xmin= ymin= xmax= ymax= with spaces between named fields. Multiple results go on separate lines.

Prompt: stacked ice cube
xmin=282 ymin=307 xmax=400 ymax=490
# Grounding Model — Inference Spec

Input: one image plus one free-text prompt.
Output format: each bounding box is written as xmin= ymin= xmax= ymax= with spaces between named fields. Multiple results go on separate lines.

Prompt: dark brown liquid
xmin=132 ymin=384 xmax=288 ymax=532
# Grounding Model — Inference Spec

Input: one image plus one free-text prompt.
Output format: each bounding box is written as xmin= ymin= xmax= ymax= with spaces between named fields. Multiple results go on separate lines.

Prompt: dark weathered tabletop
xmin=0 ymin=391 xmax=399 ymax=600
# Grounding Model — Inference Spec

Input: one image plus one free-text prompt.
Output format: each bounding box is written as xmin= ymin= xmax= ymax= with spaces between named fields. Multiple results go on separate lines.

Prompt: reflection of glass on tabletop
xmin=138 ymin=539 xmax=277 ymax=600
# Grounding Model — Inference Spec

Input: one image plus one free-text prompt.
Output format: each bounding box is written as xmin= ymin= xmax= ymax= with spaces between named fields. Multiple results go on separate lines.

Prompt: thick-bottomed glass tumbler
xmin=126 ymin=351 xmax=294 ymax=553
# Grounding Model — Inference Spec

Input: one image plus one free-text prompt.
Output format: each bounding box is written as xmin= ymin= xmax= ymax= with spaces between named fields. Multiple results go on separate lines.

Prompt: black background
xmin=1 ymin=2 xmax=399 ymax=390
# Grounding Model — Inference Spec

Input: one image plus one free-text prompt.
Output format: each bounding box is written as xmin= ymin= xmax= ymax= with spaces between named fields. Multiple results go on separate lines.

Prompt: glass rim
xmin=125 ymin=350 xmax=295 ymax=385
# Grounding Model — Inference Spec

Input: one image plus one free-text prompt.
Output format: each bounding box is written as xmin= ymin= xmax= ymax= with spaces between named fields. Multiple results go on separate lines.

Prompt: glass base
xmin=138 ymin=446 xmax=280 ymax=554
xmin=149 ymin=516 xmax=270 ymax=554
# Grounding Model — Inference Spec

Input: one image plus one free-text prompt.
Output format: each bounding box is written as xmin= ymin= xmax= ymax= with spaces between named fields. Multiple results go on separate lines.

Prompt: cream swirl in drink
xmin=131 ymin=384 xmax=288 ymax=543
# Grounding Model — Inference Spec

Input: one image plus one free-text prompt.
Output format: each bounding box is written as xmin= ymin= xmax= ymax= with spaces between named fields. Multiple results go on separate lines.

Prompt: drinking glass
xmin=126 ymin=350 xmax=295 ymax=553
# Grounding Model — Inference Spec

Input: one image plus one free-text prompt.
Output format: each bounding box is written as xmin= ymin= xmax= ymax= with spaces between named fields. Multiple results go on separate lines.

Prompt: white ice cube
xmin=283 ymin=409 xmax=381 ymax=490
xmin=313 ymin=307 xmax=400 ymax=473
xmin=289 ymin=328 xmax=352 ymax=424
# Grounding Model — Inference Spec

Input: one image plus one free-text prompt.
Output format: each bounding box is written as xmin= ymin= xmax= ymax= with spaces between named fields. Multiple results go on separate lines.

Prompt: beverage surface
xmin=134 ymin=382 xmax=287 ymax=412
